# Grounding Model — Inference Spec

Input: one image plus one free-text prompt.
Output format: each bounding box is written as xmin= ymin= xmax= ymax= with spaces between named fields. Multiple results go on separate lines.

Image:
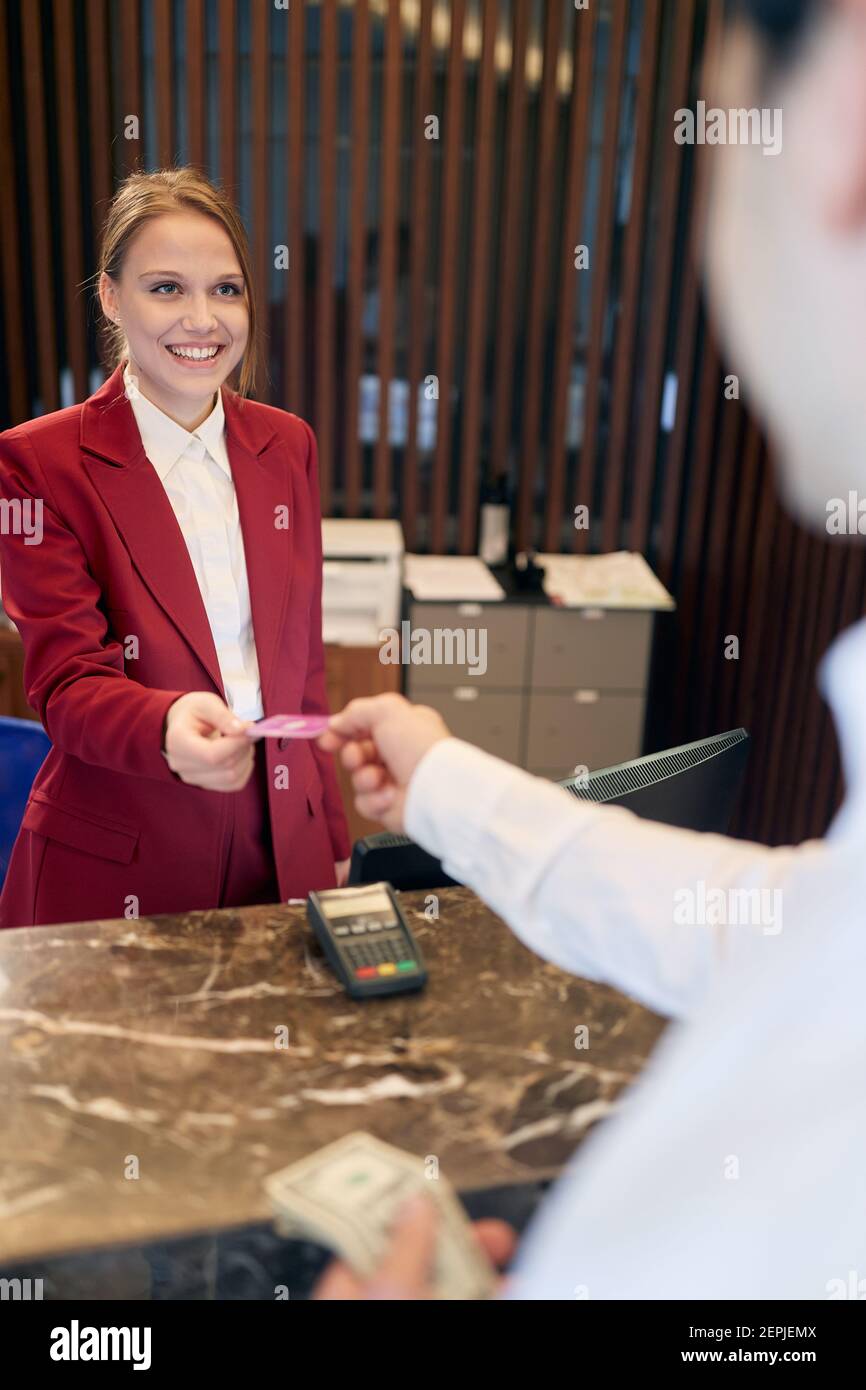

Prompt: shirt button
xmin=186 ymin=438 xmax=207 ymax=463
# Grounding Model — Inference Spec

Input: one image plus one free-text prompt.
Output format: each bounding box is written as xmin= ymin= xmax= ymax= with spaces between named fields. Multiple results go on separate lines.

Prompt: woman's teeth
xmin=166 ymin=344 xmax=223 ymax=361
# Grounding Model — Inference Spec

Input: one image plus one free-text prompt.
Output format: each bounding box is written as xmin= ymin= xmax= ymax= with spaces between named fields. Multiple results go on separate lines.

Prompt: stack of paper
xmin=404 ymin=554 xmax=505 ymax=601
xmin=536 ymin=551 xmax=675 ymax=609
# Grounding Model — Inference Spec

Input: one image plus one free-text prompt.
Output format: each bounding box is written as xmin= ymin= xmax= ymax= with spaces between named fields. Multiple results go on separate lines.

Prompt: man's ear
xmin=792 ymin=3 xmax=866 ymax=233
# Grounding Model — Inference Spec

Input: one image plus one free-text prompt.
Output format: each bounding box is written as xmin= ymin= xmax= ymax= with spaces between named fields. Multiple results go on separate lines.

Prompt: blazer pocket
xmin=305 ymin=755 xmax=325 ymax=815
xmin=21 ymin=793 xmax=140 ymax=864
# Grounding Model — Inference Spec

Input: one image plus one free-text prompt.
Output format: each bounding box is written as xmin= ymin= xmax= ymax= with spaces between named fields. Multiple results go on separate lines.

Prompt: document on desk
xmin=264 ymin=1131 xmax=496 ymax=1299
xmin=404 ymin=554 xmax=505 ymax=601
xmin=536 ymin=550 xmax=676 ymax=609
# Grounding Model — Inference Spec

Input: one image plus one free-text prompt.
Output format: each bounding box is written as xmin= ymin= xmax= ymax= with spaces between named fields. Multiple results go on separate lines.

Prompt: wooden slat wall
xmin=1 ymin=0 xmax=863 ymax=849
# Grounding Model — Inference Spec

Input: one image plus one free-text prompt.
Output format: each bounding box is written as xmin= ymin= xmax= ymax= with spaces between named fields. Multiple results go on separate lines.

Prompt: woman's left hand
xmin=335 ymin=858 xmax=350 ymax=887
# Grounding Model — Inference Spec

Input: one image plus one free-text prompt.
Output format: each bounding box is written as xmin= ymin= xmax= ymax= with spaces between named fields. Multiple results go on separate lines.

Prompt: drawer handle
xmin=574 ymin=690 xmax=600 ymax=704
xmin=582 ymin=608 xmax=605 ymax=621
xmin=454 ymin=687 xmax=479 ymax=701
xmin=458 ymin=603 xmax=483 ymax=617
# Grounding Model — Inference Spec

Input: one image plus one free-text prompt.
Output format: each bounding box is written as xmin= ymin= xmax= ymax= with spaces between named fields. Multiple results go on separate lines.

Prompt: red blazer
xmin=0 ymin=362 xmax=350 ymax=929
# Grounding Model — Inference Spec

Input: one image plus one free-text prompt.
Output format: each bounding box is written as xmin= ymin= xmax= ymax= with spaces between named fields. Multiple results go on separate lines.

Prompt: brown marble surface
xmin=0 ymin=887 xmax=666 ymax=1266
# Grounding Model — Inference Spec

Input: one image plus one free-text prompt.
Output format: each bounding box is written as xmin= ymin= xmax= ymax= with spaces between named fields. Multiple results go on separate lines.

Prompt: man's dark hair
xmin=734 ymin=0 xmax=816 ymax=63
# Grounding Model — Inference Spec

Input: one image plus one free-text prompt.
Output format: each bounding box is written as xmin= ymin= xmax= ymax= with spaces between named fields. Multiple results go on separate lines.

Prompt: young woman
xmin=0 ymin=167 xmax=350 ymax=929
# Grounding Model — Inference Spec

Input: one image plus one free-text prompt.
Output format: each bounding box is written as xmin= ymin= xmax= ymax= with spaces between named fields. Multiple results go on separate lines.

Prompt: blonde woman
xmin=0 ymin=168 xmax=350 ymax=929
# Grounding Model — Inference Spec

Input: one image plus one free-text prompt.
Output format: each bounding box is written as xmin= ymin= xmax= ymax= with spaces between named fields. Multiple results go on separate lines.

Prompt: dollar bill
xmin=264 ymin=1132 xmax=497 ymax=1300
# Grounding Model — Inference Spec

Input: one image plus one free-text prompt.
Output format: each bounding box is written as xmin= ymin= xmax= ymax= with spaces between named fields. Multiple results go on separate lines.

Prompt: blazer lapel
xmin=223 ymin=390 xmax=295 ymax=709
xmin=79 ymin=363 xmax=294 ymax=707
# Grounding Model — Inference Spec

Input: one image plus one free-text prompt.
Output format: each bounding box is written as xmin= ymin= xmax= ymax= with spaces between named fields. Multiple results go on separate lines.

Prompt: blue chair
xmin=0 ymin=716 xmax=51 ymax=892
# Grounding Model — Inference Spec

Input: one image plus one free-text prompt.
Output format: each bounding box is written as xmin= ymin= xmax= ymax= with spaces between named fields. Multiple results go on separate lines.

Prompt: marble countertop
xmin=0 ymin=887 xmax=666 ymax=1270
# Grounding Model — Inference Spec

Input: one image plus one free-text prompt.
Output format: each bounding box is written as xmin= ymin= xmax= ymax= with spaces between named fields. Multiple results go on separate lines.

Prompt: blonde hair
xmin=94 ymin=167 xmax=258 ymax=399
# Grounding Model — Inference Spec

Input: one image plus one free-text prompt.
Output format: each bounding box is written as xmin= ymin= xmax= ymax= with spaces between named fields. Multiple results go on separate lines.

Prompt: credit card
xmin=245 ymin=714 xmax=331 ymax=741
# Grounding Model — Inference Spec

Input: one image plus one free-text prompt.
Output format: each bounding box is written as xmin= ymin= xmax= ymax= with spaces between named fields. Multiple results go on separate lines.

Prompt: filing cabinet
xmin=405 ymin=596 xmax=659 ymax=777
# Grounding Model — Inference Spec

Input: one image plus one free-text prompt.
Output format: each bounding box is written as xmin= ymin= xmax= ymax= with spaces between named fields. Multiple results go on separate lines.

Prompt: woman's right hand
xmin=163 ymin=692 xmax=255 ymax=791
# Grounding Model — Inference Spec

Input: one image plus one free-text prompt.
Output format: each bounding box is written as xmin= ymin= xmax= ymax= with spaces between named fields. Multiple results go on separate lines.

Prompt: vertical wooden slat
xmin=0 ymin=0 xmax=28 ymax=421
xmin=513 ymin=0 xmax=564 ymax=551
xmin=775 ymin=533 xmax=832 ymax=841
xmin=571 ymin=0 xmax=628 ymax=554
xmin=726 ymin=457 xmax=778 ymax=783
xmin=544 ymin=2 xmax=596 ymax=552
xmin=118 ymin=0 xmax=141 ymax=177
xmin=693 ymin=388 xmax=742 ymax=737
xmin=656 ymin=0 xmax=724 ymax=589
xmin=793 ymin=544 xmax=847 ymax=837
xmin=601 ymin=0 xmax=662 ymax=553
xmin=53 ymin=0 xmax=89 ymax=403
xmin=488 ymin=0 xmax=530 ymax=495
xmin=670 ymin=332 xmax=720 ymax=732
xmin=186 ymin=0 xmax=206 ymax=169
xmin=739 ymin=502 xmax=797 ymax=842
xmin=315 ymin=0 xmax=338 ymax=507
xmin=251 ymin=0 xmax=270 ymax=402
xmin=374 ymin=0 xmax=403 ymax=518
xmin=629 ymin=0 xmax=696 ymax=555
xmin=402 ymin=0 xmax=435 ymax=549
xmin=85 ymin=0 xmax=112 ymax=230
xmin=430 ymin=0 xmax=466 ymax=552
xmin=153 ymin=0 xmax=174 ymax=169
xmin=284 ymin=0 xmax=306 ymax=413
xmin=715 ymin=416 xmax=762 ymax=735
xmin=343 ymin=0 xmax=371 ymax=517
xmin=457 ymin=0 xmax=497 ymax=554
xmin=21 ymin=0 xmax=59 ymax=413
xmin=218 ymin=0 xmax=238 ymax=199
xmin=755 ymin=523 xmax=813 ymax=842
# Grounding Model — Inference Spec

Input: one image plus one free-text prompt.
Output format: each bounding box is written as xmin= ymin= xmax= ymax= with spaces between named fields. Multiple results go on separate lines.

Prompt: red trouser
xmin=217 ymin=739 xmax=281 ymax=908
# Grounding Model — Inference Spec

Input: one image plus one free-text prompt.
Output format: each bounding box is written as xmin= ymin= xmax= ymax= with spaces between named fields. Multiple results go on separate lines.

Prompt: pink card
xmin=245 ymin=714 xmax=331 ymax=741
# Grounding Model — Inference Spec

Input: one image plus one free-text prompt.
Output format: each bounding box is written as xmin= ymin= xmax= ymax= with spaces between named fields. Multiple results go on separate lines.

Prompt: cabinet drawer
xmin=531 ymin=609 xmax=653 ymax=690
xmin=526 ymin=691 xmax=645 ymax=774
xmin=406 ymin=604 xmax=529 ymax=688
xmin=411 ymin=687 xmax=524 ymax=765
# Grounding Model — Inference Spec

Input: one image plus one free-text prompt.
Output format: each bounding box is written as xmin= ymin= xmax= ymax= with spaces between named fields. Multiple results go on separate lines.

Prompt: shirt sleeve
xmin=404 ymin=737 xmax=825 ymax=1019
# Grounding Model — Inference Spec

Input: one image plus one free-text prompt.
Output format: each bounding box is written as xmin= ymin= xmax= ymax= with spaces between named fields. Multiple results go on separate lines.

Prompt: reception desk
xmin=0 ymin=886 xmax=665 ymax=1298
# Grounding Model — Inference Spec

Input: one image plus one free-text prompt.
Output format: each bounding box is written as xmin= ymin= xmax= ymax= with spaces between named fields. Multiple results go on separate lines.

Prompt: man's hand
xmin=312 ymin=1192 xmax=517 ymax=1300
xmin=334 ymin=857 xmax=350 ymax=887
xmin=317 ymin=694 xmax=451 ymax=833
xmin=163 ymin=692 xmax=255 ymax=791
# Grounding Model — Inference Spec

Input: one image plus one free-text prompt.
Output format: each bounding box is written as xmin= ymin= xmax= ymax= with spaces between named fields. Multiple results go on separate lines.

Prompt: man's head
xmin=705 ymin=0 xmax=866 ymax=532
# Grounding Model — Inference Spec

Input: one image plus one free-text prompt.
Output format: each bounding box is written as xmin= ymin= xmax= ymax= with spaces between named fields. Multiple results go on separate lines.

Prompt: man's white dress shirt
xmin=405 ymin=617 xmax=866 ymax=1299
xmin=123 ymin=364 xmax=263 ymax=720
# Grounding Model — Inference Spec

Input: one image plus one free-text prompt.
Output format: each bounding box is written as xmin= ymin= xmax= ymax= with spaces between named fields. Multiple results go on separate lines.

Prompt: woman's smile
xmin=164 ymin=342 xmax=228 ymax=368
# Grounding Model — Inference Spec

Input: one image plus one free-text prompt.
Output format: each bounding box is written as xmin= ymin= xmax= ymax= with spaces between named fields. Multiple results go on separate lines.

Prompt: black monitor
xmin=348 ymin=729 xmax=750 ymax=890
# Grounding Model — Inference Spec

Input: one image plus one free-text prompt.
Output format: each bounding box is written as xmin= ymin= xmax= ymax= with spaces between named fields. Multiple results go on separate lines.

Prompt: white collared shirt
xmin=123 ymin=364 xmax=263 ymax=720
xmin=405 ymin=618 xmax=866 ymax=1299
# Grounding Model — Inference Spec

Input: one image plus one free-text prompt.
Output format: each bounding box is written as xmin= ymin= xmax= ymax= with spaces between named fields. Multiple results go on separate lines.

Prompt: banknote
xmin=264 ymin=1132 xmax=497 ymax=1300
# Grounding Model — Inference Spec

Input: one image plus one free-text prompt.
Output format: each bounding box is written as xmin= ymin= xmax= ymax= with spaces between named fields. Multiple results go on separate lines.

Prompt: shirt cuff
xmin=404 ymin=738 xmax=537 ymax=881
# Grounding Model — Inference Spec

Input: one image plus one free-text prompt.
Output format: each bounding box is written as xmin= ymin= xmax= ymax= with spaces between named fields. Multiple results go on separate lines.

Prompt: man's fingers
xmin=355 ymin=788 xmax=397 ymax=821
xmin=338 ymin=738 xmax=380 ymax=773
xmin=364 ymin=1194 xmax=438 ymax=1298
xmin=312 ymin=1260 xmax=364 ymax=1300
xmin=351 ymin=762 xmax=390 ymax=793
xmin=472 ymin=1219 xmax=518 ymax=1270
xmin=327 ymin=693 xmax=408 ymax=742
